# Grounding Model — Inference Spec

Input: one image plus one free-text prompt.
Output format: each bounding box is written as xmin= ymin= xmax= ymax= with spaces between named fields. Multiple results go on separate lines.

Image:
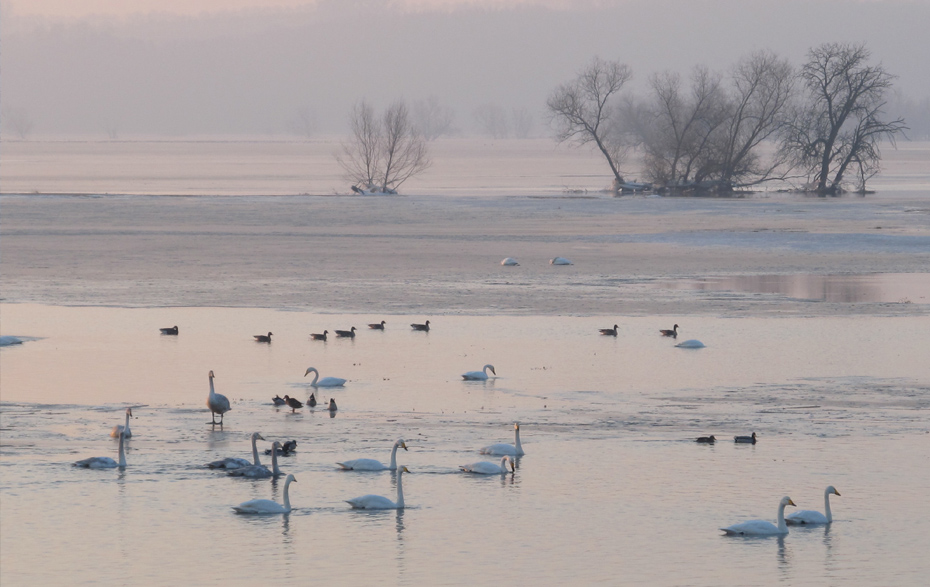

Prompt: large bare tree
xmin=547 ymin=57 xmax=633 ymax=189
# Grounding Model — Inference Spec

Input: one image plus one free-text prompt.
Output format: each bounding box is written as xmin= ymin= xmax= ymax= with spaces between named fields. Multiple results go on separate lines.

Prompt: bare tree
xmin=413 ymin=96 xmax=455 ymax=141
xmin=337 ymin=101 xmax=380 ymax=189
xmin=782 ymin=42 xmax=906 ymax=194
xmin=546 ymin=57 xmax=633 ymax=189
xmin=474 ymin=103 xmax=510 ymax=138
xmin=511 ymin=107 xmax=534 ymax=139
xmin=290 ymin=105 xmax=316 ymax=138
xmin=3 ymin=106 xmax=35 ymax=139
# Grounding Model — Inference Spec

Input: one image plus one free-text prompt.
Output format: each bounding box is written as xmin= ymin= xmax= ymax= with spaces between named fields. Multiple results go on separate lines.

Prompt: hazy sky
xmin=3 ymin=0 xmax=927 ymax=137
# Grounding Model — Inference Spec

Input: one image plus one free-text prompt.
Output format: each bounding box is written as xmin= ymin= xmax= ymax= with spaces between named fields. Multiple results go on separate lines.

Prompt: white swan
xmin=462 ymin=364 xmax=496 ymax=381
xmin=110 ymin=407 xmax=133 ymax=438
xmin=304 ymin=367 xmax=346 ymax=387
xmin=501 ymin=257 xmax=519 ymax=266
xmin=721 ymin=496 xmax=796 ymax=536
xmin=675 ymin=339 xmax=705 ymax=348
xmin=461 ymin=455 xmax=514 ymax=475
xmin=233 ymin=474 xmax=297 ymax=514
xmin=346 ymin=466 xmax=410 ymax=509
xmin=480 ymin=422 xmax=525 ymax=456
xmin=206 ymin=370 xmax=231 ymax=424
xmin=228 ymin=441 xmax=283 ymax=478
xmin=0 ymin=335 xmax=24 ymax=346
xmin=207 ymin=432 xmax=264 ymax=469
xmin=337 ymin=439 xmax=408 ymax=471
xmin=75 ymin=431 xmax=127 ymax=469
xmin=786 ymin=486 xmax=840 ymax=525
xmin=550 ymin=257 xmax=572 ymax=265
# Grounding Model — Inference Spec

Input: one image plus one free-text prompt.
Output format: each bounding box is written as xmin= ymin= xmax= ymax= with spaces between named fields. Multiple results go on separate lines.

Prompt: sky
xmin=2 ymin=0 xmax=928 ymax=137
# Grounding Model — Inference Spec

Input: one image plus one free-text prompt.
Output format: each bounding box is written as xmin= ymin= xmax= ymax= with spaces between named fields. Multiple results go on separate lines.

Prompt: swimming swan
xmin=675 ymin=339 xmax=705 ymax=348
xmin=75 ymin=431 xmax=127 ymax=469
xmin=206 ymin=370 xmax=231 ymax=424
xmin=721 ymin=496 xmax=796 ymax=536
xmin=233 ymin=474 xmax=297 ymax=514
xmin=501 ymin=258 xmax=519 ymax=266
xmin=346 ymin=466 xmax=410 ymax=509
xmin=304 ymin=367 xmax=346 ymax=387
xmin=337 ymin=439 xmax=408 ymax=471
xmin=550 ymin=257 xmax=572 ymax=265
xmin=460 ymin=455 xmax=514 ymax=475
xmin=462 ymin=364 xmax=496 ymax=381
xmin=110 ymin=407 xmax=133 ymax=438
xmin=228 ymin=441 xmax=282 ymax=478
xmin=480 ymin=422 xmax=525 ymax=456
xmin=207 ymin=432 xmax=265 ymax=469
xmin=786 ymin=486 xmax=840 ymax=525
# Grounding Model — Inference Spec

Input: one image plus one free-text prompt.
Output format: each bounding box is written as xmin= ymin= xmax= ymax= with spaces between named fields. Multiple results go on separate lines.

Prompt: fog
xmin=2 ymin=0 xmax=928 ymax=137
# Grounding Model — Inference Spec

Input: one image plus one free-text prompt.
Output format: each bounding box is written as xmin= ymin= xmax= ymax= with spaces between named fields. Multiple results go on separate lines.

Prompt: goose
xmin=265 ymin=440 xmax=298 ymax=456
xmin=346 ymin=466 xmax=410 ymax=509
xmin=660 ymin=324 xmax=679 ymax=338
xmin=460 ymin=455 xmax=514 ymax=475
xmin=786 ymin=487 xmax=841 ymax=525
xmin=675 ymin=339 xmax=705 ymax=348
xmin=310 ymin=330 xmax=328 ymax=341
xmin=308 ymin=393 xmax=317 ymax=408
xmin=734 ymin=432 xmax=757 ymax=444
xmin=328 ymin=398 xmax=338 ymax=412
xmin=480 ymin=422 xmax=525 ymax=456
xmin=272 ymin=395 xmax=286 ymax=406
xmin=550 ymin=257 xmax=572 ymax=265
xmin=254 ymin=332 xmax=273 ymax=343
xmin=228 ymin=441 xmax=282 ymax=478
xmin=74 ymin=431 xmax=127 ymax=469
xmin=410 ymin=320 xmax=430 ymax=331
xmin=159 ymin=325 xmax=179 ymax=335
xmin=283 ymin=395 xmax=303 ymax=413
xmin=233 ymin=474 xmax=297 ymax=514
xmin=500 ymin=257 xmax=519 ymax=266
xmin=304 ymin=367 xmax=346 ymax=388
xmin=368 ymin=321 xmax=386 ymax=330
xmin=462 ymin=364 xmax=496 ymax=381
xmin=337 ymin=439 xmax=408 ymax=471
xmin=207 ymin=432 xmax=264 ymax=469
xmin=110 ymin=407 xmax=133 ymax=438
xmin=206 ymin=370 xmax=231 ymax=425
xmin=599 ymin=324 xmax=619 ymax=336
xmin=335 ymin=327 xmax=357 ymax=338
xmin=695 ymin=435 xmax=716 ymax=443
xmin=721 ymin=496 xmax=796 ymax=536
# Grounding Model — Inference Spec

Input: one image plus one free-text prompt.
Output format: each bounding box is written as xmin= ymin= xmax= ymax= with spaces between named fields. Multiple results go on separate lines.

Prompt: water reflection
xmin=776 ymin=535 xmax=791 ymax=581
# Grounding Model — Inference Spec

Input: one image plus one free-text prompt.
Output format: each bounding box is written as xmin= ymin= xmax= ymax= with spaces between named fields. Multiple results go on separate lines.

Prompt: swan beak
xmin=128 ymin=408 xmax=133 ymax=417
xmin=788 ymin=499 xmax=796 ymax=507
xmin=402 ymin=466 xmax=410 ymax=473
xmin=491 ymin=368 xmax=496 ymax=375
xmin=834 ymin=490 xmax=841 ymax=496
xmin=402 ymin=443 xmax=408 ymax=451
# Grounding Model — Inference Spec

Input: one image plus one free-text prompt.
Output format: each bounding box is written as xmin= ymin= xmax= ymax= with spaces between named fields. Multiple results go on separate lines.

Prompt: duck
xmin=734 ymin=432 xmax=757 ymax=444
xmin=500 ymin=257 xmax=519 ymax=266
xmin=411 ymin=320 xmax=430 ymax=332
xmin=460 ymin=455 xmax=514 ymax=475
xmin=786 ymin=487 xmax=841 ymax=525
xmin=207 ymin=432 xmax=264 ymax=469
xmin=328 ymin=398 xmax=338 ymax=412
xmin=368 ymin=321 xmax=386 ymax=330
xmin=660 ymin=324 xmax=679 ymax=338
xmin=304 ymin=367 xmax=346 ymax=387
xmin=462 ymin=364 xmax=496 ymax=381
xmin=599 ymin=324 xmax=619 ymax=336
xmin=74 ymin=431 xmax=127 ymax=469
xmin=110 ymin=407 xmax=133 ymax=438
xmin=206 ymin=370 xmax=231 ymax=425
xmin=346 ymin=466 xmax=410 ymax=509
xmin=159 ymin=325 xmax=179 ymax=335
xmin=265 ymin=440 xmax=298 ymax=456
xmin=675 ymin=339 xmax=705 ymax=348
xmin=549 ymin=257 xmax=572 ymax=265
xmin=308 ymin=393 xmax=317 ymax=408
xmin=695 ymin=435 xmax=716 ymax=443
xmin=721 ymin=496 xmax=796 ymax=536
xmin=310 ymin=330 xmax=328 ymax=341
xmin=233 ymin=474 xmax=297 ymax=514
xmin=254 ymin=332 xmax=273 ymax=343
xmin=283 ymin=395 xmax=303 ymax=413
xmin=337 ymin=439 xmax=408 ymax=471
xmin=228 ymin=441 xmax=283 ymax=478
xmin=480 ymin=422 xmax=525 ymax=456
xmin=272 ymin=395 xmax=286 ymax=406
xmin=335 ymin=327 xmax=357 ymax=338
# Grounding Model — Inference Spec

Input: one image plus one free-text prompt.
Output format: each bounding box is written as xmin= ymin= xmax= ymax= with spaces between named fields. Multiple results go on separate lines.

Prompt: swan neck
xmin=283 ymin=478 xmax=292 ymax=511
xmin=396 ymin=470 xmax=405 ymax=508
xmin=514 ymin=427 xmax=523 ymax=453
xmin=124 ymin=411 xmax=131 ymax=434
xmin=271 ymin=447 xmax=280 ymax=475
xmin=117 ymin=433 xmax=126 ymax=468
xmin=252 ymin=435 xmax=262 ymax=467
xmin=310 ymin=369 xmax=319 ymax=386
xmin=390 ymin=443 xmax=399 ymax=469
xmin=824 ymin=491 xmax=833 ymax=523
xmin=777 ymin=502 xmax=788 ymax=532
xmin=208 ymin=376 xmax=215 ymax=397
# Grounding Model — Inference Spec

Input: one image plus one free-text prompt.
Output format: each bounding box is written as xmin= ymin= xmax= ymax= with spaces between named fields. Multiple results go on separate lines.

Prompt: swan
xmin=675 ymin=339 xmax=705 ymax=348
xmin=786 ymin=487 xmax=841 ymax=525
xmin=254 ymin=332 xmax=273 ymax=343
xmin=206 ymin=370 xmax=231 ymax=425
xmin=734 ymin=432 xmax=757 ymax=444
xmin=462 ymin=364 xmax=496 ymax=381
xmin=660 ymin=324 xmax=679 ymax=338
xmin=233 ymin=474 xmax=297 ymax=514
xmin=501 ymin=257 xmax=519 ymax=266
xmin=75 ymin=431 xmax=127 ymax=469
xmin=337 ymin=439 xmax=408 ymax=471
xmin=335 ymin=327 xmax=357 ymax=338
xmin=304 ymin=367 xmax=346 ymax=387
xmin=460 ymin=455 xmax=514 ymax=475
xmin=599 ymin=325 xmax=619 ymax=336
xmin=368 ymin=321 xmax=386 ymax=330
xmin=721 ymin=496 xmax=796 ymax=536
xmin=228 ymin=441 xmax=282 ymax=478
xmin=110 ymin=408 xmax=133 ymax=438
xmin=308 ymin=393 xmax=317 ymax=407
xmin=283 ymin=395 xmax=303 ymax=413
xmin=346 ymin=466 xmax=410 ymax=509
xmin=0 ymin=335 xmax=24 ymax=346
xmin=410 ymin=320 xmax=430 ymax=331
xmin=310 ymin=330 xmax=328 ymax=341
xmin=550 ymin=257 xmax=572 ymax=265
xmin=328 ymin=398 xmax=338 ymax=411
xmin=159 ymin=325 xmax=179 ymax=335
xmin=695 ymin=435 xmax=716 ymax=443
xmin=480 ymin=422 xmax=525 ymax=456
xmin=207 ymin=432 xmax=265 ymax=469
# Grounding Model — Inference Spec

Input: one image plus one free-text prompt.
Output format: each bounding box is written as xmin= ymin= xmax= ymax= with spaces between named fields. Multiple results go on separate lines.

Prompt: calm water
xmin=2 ymin=304 xmax=929 ymax=585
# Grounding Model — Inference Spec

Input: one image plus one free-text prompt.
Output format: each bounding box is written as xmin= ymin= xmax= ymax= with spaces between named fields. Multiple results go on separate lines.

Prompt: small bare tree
xmin=547 ymin=57 xmax=633 ymax=189
xmin=474 ymin=103 xmax=510 ymax=139
xmin=511 ymin=107 xmax=534 ymax=139
xmin=291 ymin=105 xmax=316 ymax=138
xmin=3 ymin=106 xmax=35 ymax=139
xmin=413 ymin=96 xmax=455 ymax=141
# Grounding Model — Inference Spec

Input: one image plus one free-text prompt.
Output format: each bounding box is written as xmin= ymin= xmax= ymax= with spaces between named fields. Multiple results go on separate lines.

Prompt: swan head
xmin=827 ymin=486 xmax=840 ymax=497
xmin=251 ymin=432 xmax=265 ymax=441
xmin=304 ymin=367 xmax=318 ymax=377
xmin=781 ymin=496 xmax=796 ymax=508
xmin=513 ymin=422 xmax=520 ymax=431
xmin=397 ymin=439 xmax=408 ymax=451
xmin=503 ymin=456 xmax=514 ymax=471
xmin=488 ymin=365 xmax=496 ymax=375
xmin=126 ymin=407 xmax=133 ymax=417
xmin=285 ymin=473 xmax=297 ymax=484
xmin=209 ymin=370 xmax=215 ymax=380
xmin=400 ymin=466 xmax=410 ymax=473
xmin=272 ymin=441 xmax=282 ymax=450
